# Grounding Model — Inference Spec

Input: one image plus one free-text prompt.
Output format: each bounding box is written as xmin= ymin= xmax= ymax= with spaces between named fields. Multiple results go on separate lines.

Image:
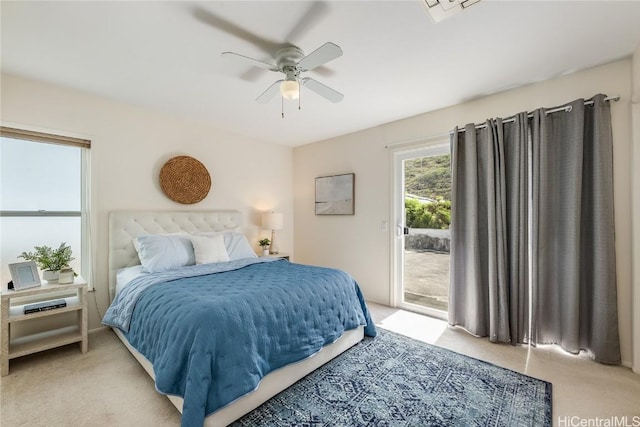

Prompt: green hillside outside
xmin=404 ymin=154 xmax=451 ymax=200
xmin=404 ymin=154 xmax=451 ymax=230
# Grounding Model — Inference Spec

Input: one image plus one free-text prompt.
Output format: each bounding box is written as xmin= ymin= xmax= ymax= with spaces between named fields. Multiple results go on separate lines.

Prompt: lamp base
xmin=269 ymin=229 xmax=279 ymax=254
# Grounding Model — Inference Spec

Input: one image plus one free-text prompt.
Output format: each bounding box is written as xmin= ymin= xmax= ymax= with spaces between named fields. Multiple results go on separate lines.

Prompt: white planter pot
xmin=42 ymin=270 xmax=59 ymax=282
xmin=262 ymin=249 xmax=270 ymax=256
xmin=58 ymin=267 xmax=75 ymax=284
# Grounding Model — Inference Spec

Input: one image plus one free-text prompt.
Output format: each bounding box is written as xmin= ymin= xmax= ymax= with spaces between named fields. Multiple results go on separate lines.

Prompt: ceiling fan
xmin=222 ymin=42 xmax=344 ymax=105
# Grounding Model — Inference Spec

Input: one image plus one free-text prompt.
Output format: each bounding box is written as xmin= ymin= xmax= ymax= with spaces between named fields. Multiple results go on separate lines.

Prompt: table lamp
xmin=262 ymin=212 xmax=284 ymax=254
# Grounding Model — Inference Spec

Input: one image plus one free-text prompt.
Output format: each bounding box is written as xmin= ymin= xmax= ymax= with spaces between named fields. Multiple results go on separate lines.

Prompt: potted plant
xmin=258 ymin=238 xmax=271 ymax=256
xmin=19 ymin=242 xmax=75 ymax=282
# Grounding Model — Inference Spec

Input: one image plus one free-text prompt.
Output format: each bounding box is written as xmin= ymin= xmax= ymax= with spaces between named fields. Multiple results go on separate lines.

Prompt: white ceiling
xmin=2 ymin=1 xmax=640 ymax=147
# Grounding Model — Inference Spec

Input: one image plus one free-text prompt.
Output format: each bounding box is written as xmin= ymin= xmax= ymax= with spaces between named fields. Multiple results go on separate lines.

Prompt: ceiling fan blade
xmin=256 ymin=80 xmax=284 ymax=104
xmin=222 ymin=52 xmax=278 ymax=71
xmin=298 ymin=42 xmax=343 ymax=72
xmin=193 ymin=7 xmax=280 ymax=55
xmin=284 ymin=1 xmax=330 ymax=43
xmin=302 ymin=77 xmax=344 ymax=103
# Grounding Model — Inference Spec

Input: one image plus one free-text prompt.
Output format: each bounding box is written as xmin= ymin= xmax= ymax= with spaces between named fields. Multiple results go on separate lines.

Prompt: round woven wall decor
xmin=159 ymin=156 xmax=211 ymax=204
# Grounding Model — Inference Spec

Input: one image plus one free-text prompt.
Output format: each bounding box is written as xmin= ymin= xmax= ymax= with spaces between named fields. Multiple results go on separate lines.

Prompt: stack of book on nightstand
xmin=23 ymin=299 xmax=67 ymax=314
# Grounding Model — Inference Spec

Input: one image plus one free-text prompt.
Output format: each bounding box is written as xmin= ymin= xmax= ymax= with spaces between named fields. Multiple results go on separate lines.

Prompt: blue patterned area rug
xmin=232 ymin=328 xmax=552 ymax=427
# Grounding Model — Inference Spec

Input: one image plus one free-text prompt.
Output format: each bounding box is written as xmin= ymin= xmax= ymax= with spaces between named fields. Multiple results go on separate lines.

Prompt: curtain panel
xmin=449 ymin=114 xmax=529 ymax=345
xmin=449 ymin=94 xmax=620 ymax=364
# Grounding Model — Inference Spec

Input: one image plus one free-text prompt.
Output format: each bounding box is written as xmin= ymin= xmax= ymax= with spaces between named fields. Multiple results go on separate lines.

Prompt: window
xmin=0 ymin=127 xmax=91 ymax=286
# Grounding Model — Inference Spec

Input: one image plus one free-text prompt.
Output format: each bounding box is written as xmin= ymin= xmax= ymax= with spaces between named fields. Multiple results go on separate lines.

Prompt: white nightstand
xmin=1 ymin=277 xmax=88 ymax=376
xmin=262 ymin=253 xmax=290 ymax=261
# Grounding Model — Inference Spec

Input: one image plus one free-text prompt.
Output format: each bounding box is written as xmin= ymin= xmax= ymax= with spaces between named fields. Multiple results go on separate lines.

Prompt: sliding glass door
xmin=392 ymin=142 xmax=451 ymax=319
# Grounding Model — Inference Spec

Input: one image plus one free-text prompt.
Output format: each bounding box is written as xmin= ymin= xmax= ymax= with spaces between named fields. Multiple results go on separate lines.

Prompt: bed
xmin=104 ymin=211 xmax=376 ymax=427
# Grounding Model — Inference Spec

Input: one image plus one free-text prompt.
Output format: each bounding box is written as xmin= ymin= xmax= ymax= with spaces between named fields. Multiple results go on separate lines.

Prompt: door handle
xmin=395 ymin=225 xmax=409 ymax=236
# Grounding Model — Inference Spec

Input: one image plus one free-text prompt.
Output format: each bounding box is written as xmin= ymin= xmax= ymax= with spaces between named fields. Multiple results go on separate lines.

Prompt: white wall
xmin=631 ymin=45 xmax=640 ymax=373
xmin=1 ymin=73 xmax=294 ymax=331
xmin=294 ymin=59 xmax=636 ymax=367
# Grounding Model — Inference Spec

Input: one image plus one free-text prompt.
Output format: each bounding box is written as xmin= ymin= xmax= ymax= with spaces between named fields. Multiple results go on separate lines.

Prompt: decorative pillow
xmin=189 ymin=234 xmax=230 ymax=265
xmin=136 ymin=234 xmax=195 ymax=273
xmin=225 ymin=232 xmax=258 ymax=260
xmin=196 ymin=231 xmax=258 ymax=260
xmin=132 ymin=232 xmax=187 ymax=254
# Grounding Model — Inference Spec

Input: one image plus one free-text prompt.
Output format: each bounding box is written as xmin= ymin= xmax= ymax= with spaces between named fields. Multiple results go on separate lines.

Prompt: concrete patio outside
xmin=403 ymin=249 xmax=449 ymax=312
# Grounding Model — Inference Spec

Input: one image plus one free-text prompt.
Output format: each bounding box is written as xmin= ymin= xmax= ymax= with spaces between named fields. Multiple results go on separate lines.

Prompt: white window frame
xmin=0 ymin=127 xmax=92 ymax=288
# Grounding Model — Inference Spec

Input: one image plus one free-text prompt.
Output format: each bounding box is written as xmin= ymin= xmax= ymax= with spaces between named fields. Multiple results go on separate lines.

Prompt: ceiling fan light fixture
xmin=280 ymin=79 xmax=300 ymax=100
xmin=423 ymin=0 xmax=481 ymax=23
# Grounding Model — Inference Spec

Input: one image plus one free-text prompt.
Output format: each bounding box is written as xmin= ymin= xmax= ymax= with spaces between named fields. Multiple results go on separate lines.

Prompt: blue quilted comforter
xmin=103 ymin=258 xmax=376 ymax=427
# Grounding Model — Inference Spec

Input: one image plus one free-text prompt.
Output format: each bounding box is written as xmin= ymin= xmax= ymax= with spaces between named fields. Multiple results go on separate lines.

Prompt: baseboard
xmin=89 ymin=326 xmax=108 ymax=334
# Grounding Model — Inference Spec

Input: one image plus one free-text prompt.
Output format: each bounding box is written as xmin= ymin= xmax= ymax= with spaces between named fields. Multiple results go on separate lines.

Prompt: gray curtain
xmin=503 ymin=114 xmax=530 ymax=345
xmin=449 ymin=114 xmax=529 ymax=343
xmin=531 ymin=94 xmax=620 ymax=364
xmin=450 ymin=94 xmax=620 ymax=364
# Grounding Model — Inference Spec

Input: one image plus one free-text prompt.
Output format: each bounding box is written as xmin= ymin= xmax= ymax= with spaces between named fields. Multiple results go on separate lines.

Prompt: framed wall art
xmin=315 ymin=173 xmax=355 ymax=215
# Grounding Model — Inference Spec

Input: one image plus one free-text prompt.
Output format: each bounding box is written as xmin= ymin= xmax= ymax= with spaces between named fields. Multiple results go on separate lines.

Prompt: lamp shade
xmin=262 ymin=212 xmax=284 ymax=230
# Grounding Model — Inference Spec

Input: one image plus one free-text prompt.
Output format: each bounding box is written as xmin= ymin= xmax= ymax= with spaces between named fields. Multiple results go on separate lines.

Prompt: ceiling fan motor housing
xmin=276 ymin=46 xmax=305 ymax=72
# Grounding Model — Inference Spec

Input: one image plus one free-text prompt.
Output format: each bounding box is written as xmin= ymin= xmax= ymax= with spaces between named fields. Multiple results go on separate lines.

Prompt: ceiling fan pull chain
xmin=298 ymin=84 xmax=302 ymax=110
xmin=281 ymin=96 xmax=285 ymax=118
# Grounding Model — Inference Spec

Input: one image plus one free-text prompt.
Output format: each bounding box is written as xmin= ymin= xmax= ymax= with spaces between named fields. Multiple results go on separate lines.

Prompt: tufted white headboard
xmin=108 ymin=210 xmax=242 ymax=300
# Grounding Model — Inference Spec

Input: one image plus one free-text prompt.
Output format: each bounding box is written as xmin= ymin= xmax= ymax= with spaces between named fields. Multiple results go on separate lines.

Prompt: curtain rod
xmin=453 ymin=96 xmax=620 ymax=133
xmin=384 ymin=133 xmax=451 ymax=149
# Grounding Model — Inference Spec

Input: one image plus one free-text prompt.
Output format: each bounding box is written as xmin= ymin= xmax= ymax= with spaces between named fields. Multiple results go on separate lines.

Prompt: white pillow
xmin=196 ymin=231 xmax=257 ymax=260
xmin=136 ymin=234 xmax=195 ymax=273
xmin=189 ymin=234 xmax=230 ymax=265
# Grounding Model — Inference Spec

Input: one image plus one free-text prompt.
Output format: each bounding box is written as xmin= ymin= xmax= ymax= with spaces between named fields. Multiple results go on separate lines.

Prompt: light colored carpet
xmin=2 ymin=303 xmax=639 ymax=426
xmin=0 ymin=327 xmax=180 ymax=427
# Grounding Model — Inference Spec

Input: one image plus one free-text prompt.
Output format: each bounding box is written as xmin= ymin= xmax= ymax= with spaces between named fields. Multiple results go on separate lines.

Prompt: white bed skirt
xmin=112 ymin=326 xmax=365 ymax=426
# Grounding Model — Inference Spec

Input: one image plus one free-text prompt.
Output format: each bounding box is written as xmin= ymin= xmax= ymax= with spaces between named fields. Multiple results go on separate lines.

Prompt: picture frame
xmin=8 ymin=261 xmax=42 ymax=290
xmin=315 ymin=173 xmax=355 ymax=215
